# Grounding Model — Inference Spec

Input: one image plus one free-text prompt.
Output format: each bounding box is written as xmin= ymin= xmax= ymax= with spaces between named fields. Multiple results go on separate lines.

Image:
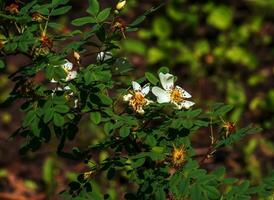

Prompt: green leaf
xmin=52 ymin=0 xmax=69 ymax=7
xmin=157 ymin=66 xmax=169 ymax=74
xmin=145 ymin=135 xmax=157 ymax=146
xmin=0 ymin=60 xmax=4 ymax=69
xmin=51 ymin=6 xmax=71 ymax=16
xmin=122 ymin=39 xmax=146 ymax=55
xmin=30 ymin=117 xmax=40 ymax=136
xmin=97 ymin=8 xmax=111 ymax=22
xmin=90 ymin=112 xmax=101 ymax=125
xmin=104 ymin=122 xmax=113 ymax=134
xmin=34 ymin=7 xmax=50 ymax=15
xmin=4 ymin=42 xmax=17 ymax=53
xmin=190 ymin=184 xmax=202 ymax=200
xmin=43 ymin=157 xmax=54 ymax=184
xmin=132 ymin=157 xmax=145 ymax=168
xmin=216 ymin=125 xmax=262 ymax=148
xmin=214 ymin=105 xmax=234 ymax=115
xmin=107 ymin=167 xmax=115 ymax=180
xmin=203 ymin=185 xmax=220 ymax=199
xmin=72 ymin=17 xmax=96 ymax=26
xmin=207 ymin=6 xmax=233 ymax=30
xmin=53 ymin=113 xmax=65 ymax=127
xmin=129 ymin=16 xmax=146 ymax=27
xmin=23 ymin=111 xmax=36 ymax=127
xmin=87 ymin=0 xmax=99 ymax=16
xmin=119 ymin=126 xmax=130 ymax=137
xmin=145 ymin=72 xmax=159 ymax=85
xmin=84 ymin=71 xmax=93 ymax=85
xmin=153 ymin=17 xmax=171 ymax=39
xmin=155 ymin=188 xmax=166 ymax=200
xmin=20 ymin=1 xmax=37 ymax=14
xmin=182 ymin=119 xmax=193 ymax=129
xmin=54 ymin=105 xmax=70 ymax=114
xmin=44 ymin=109 xmax=54 ymax=123
xmin=48 ymin=22 xmax=63 ymax=30
xmin=98 ymin=94 xmax=113 ymax=105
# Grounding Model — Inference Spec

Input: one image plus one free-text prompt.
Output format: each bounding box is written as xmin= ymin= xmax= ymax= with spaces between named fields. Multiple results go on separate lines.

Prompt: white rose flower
xmin=152 ymin=72 xmax=195 ymax=109
xmin=123 ymin=81 xmax=153 ymax=114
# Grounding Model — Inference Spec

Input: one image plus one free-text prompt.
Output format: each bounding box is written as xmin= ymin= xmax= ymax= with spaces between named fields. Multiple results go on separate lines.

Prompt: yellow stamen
xmin=129 ymin=91 xmax=147 ymax=113
xmin=170 ymin=88 xmax=183 ymax=103
xmin=172 ymin=146 xmax=187 ymax=166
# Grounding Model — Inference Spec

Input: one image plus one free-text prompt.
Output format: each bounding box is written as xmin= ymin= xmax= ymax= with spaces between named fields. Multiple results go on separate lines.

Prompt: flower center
xmin=170 ymin=88 xmax=183 ymax=103
xmin=130 ymin=92 xmax=147 ymax=112
xmin=172 ymin=147 xmax=186 ymax=166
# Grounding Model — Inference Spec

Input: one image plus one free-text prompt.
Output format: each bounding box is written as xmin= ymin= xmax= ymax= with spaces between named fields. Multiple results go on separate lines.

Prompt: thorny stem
xmin=210 ymin=116 xmax=214 ymax=145
xmin=219 ymin=116 xmax=226 ymax=124
xmin=14 ymin=22 xmax=21 ymax=33
xmin=43 ymin=8 xmax=54 ymax=36
xmin=199 ymin=112 xmax=217 ymax=165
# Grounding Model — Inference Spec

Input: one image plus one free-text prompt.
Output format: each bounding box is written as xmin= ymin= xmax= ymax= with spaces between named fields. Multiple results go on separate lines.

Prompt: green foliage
xmin=207 ymin=5 xmax=233 ymax=30
xmin=1 ymin=0 xmax=273 ymax=199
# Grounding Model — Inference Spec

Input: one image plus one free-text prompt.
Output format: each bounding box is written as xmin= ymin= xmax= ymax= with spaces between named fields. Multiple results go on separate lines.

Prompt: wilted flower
xmin=112 ymin=18 xmax=127 ymax=38
xmin=97 ymin=51 xmax=112 ymax=62
xmin=40 ymin=33 xmax=53 ymax=49
xmin=152 ymin=72 xmax=195 ymax=109
xmin=5 ymin=3 xmax=19 ymax=14
xmin=83 ymin=171 xmax=94 ymax=180
xmin=116 ymin=0 xmax=126 ymax=11
xmin=32 ymin=12 xmax=45 ymax=22
xmin=0 ymin=40 xmax=4 ymax=49
xmin=123 ymin=81 xmax=153 ymax=114
xmin=0 ymin=35 xmax=6 ymax=49
xmin=172 ymin=145 xmax=187 ymax=167
xmin=223 ymin=121 xmax=236 ymax=138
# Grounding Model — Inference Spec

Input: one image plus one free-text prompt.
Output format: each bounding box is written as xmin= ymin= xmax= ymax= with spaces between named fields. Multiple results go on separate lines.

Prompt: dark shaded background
xmin=0 ymin=0 xmax=273 ymax=199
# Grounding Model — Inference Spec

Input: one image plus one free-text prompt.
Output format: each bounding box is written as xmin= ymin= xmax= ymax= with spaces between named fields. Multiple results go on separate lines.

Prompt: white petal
xmin=66 ymin=71 xmax=77 ymax=81
xmin=159 ymin=72 xmax=174 ymax=91
xmin=152 ymin=86 xmax=171 ymax=103
xmin=97 ymin=51 xmax=112 ymax=62
xmin=180 ymin=100 xmax=195 ymax=109
xmin=136 ymin=107 xmax=145 ymax=114
xmin=63 ymin=86 xmax=71 ymax=91
xmin=63 ymin=59 xmax=73 ymax=71
xmin=141 ymin=83 xmax=150 ymax=96
xmin=123 ymin=94 xmax=132 ymax=102
xmin=176 ymin=86 xmax=192 ymax=98
xmin=132 ymin=81 xmax=141 ymax=91
xmin=145 ymin=99 xmax=154 ymax=105
xmin=173 ymin=102 xmax=183 ymax=110
xmin=51 ymin=79 xmax=57 ymax=83
xmin=57 ymin=87 xmax=63 ymax=91
xmin=74 ymin=99 xmax=78 ymax=108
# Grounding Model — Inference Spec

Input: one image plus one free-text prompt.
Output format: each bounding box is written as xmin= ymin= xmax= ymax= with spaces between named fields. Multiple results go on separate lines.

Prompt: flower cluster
xmin=50 ymin=60 xmax=78 ymax=108
xmin=123 ymin=72 xmax=195 ymax=114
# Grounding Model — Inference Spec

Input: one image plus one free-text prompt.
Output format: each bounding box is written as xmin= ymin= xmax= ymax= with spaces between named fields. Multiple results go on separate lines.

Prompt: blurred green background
xmin=0 ymin=0 xmax=273 ymax=199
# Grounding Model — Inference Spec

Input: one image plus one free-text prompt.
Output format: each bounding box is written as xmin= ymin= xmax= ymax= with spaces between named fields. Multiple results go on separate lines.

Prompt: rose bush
xmin=0 ymin=0 xmax=273 ymax=199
